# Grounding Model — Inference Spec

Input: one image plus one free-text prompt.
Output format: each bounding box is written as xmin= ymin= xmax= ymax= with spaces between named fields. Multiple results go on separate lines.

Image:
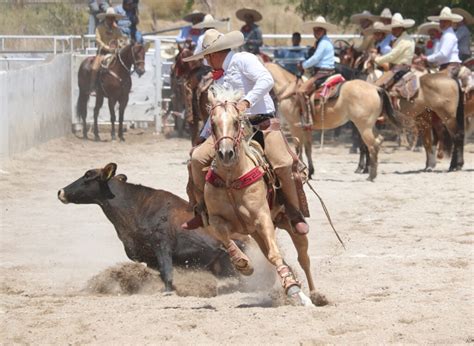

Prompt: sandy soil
xmin=1 ymin=129 xmax=473 ymax=344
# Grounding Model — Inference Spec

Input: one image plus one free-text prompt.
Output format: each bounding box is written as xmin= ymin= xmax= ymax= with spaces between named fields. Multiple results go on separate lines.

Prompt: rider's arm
xmin=301 ymin=39 xmax=327 ymax=69
xmin=374 ymin=39 xmax=406 ymax=65
xmin=426 ymin=33 xmax=456 ymax=64
xmin=240 ymin=54 xmax=274 ymax=107
xmin=95 ymin=27 xmax=109 ymax=51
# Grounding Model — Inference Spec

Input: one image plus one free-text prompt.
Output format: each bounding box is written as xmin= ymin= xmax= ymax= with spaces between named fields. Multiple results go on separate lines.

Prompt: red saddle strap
xmin=206 ymin=166 xmax=264 ymax=189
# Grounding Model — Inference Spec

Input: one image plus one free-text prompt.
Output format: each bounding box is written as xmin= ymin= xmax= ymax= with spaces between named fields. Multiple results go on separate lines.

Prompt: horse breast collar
xmin=205 ymin=166 xmax=264 ymax=189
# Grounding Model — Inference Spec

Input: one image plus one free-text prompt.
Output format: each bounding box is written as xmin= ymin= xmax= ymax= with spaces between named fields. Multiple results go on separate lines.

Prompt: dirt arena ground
xmin=1 ymin=129 xmax=473 ymax=344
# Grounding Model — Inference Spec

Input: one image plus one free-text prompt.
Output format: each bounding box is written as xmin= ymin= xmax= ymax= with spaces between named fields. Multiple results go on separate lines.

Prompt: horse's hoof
xmin=94 ymin=136 xmax=101 ymax=142
xmin=366 ymin=176 xmax=375 ymax=182
xmin=287 ymin=286 xmax=315 ymax=307
xmin=424 ymin=167 xmax=433 ymax=172
xmin=119 ymin=137 xmax=125 ymax=142
xmin=162 ymin=290 xmax=176 ymax=297
xmin=310 ymin=291 xmax=329 ymax=306
xmin=363 ymin=168 xmax=369 ymax=174
xmin=354 ymin=167 xmax=363 ymax=174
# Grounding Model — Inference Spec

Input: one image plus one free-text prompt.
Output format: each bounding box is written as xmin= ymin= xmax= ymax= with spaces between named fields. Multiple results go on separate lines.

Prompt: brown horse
xmin=266 ymin=62 xmax=402 ymax=181
xmin=76 ymin=42 xmax=148 ymax=141
xmin=203 ymin=86 xmax=317 ymax=307
xmin=171 ymin=47 xmax=212 ymax=145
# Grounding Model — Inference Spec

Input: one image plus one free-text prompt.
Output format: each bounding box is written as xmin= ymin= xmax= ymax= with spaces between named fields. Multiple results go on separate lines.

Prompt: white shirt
xmin=218 ymin=51 xmax=275 ymax=115
xmin=427 ymin=27 xmax=461 ymax=65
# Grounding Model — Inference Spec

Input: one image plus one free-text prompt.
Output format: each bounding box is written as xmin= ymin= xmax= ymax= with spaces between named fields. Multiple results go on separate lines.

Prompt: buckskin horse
xmin=76 ymin=41 xmax=149 ymax=141
xmin=266 ymin=62 xmax=402 ymax=181
xmin=202 ymin=85 xmax=325 ymax=307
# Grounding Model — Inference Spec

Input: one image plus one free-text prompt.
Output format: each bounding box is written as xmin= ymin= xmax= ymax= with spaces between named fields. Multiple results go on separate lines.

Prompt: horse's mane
xmin=210 ymin=84 xmax=243 ymax=104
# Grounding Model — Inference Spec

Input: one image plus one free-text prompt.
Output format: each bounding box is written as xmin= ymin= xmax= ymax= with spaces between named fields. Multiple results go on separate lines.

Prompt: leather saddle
xmin=100 ymin=54 xmax=115 ymax=70
xmin=312 ymin=74 xmax=346 ymax=102
xmin=391 ymin=71 xmax=419 ymax=100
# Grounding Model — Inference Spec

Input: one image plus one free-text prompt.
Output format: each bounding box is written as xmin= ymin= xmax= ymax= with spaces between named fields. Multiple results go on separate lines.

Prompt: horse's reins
xmin=117 ymin=44 xmax=144 ymax=75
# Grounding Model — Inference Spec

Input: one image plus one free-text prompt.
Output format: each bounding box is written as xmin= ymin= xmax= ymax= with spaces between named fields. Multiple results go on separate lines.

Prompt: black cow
xmin=58 ymin=163 xmax=239 ymax=292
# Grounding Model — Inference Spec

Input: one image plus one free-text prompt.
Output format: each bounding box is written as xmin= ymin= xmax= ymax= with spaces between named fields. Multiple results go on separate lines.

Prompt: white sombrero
xmin=427 ymin=7 xmax=463 ymax=23
xmin=383 ymin=13 xmax=415 ymax=29
xmin=350 ymin=10 xmax=375 ymax=25
xmin=451 ymin=8 xmax=473 ymax=25
xmin=183 ymin=29 xmax=244 ymax=62
xmin=97 ymin=8 xmax=126 ymax=21
xmin=363 ymin=21 xmax=390 ymax=35
xmin=183 ymin=10 xmax=206 ymax=23
xmin=303 ymin=16 xmax=337 ymax=33
xmin=417 ymin=22 xmax=440 ymax=36
xmin=236 ymin=8 xmax=263 ymax=22
xmin=372 ymin=8 xmax=392 ymax=21
xmin=192 ymin=14 xmax=227 ymax=29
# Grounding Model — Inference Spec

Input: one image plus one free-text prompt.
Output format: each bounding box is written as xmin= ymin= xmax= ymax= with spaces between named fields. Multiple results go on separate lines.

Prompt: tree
xmin=296 ymin=0 xmax=474 ymax=27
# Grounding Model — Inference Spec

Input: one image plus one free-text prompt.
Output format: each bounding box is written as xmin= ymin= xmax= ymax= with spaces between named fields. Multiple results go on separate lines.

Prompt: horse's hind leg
xmin=118 ymin=95 xmax=129 ymax=141
xmin=108 ymin=98 xmax=117 ymax=141
xmin=354 ymin=125 xmax=380 ymax=181
xmin=93 ymin=93 xmax=104 ymax=141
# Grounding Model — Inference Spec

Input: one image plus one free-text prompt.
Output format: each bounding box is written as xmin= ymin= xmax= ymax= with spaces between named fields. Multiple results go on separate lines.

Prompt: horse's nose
xmin=226 ymin=149 xmax=234 ymax=161
xmin=137 ymin=69 xmax=145 ymax=77
xmin=57 ymin=189 xmax=68 ymax=204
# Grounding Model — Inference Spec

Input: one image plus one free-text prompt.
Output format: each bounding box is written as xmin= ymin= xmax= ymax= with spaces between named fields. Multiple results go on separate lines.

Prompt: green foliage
xmin=296 ymin=0 xmax=474 ymax=26
xmin=0 ymin=3 xmax=88 ymax=35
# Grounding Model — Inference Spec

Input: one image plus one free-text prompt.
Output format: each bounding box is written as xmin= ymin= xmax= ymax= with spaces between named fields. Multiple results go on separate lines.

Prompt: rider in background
xmin=182 ymin=29 xmax=310 ymax=235
xmin=176 ymin=10 xmax=205 ymax=48
xmin=417 ymin=22 xmax=441 ymax=56
xmin=115 ymin=0 xmax=143 ymax=43
xmin=274 ymin=32 xmax=308 ymax=75
xmin=296 ymin=17 xmax=335 ymax=124
xmin=351 ymin=10 xmax=375 ymax=53
xmin=365 ymin=22 xmax=392 ymax=55
xmin=418 ymin=7 xmax=462 ymax=78
xmin=90 ymin=8 xmax=127 ymax=93
xmin=236 ymin=8 xmax=263 ymax=55
xmin=452 ymin=8 xmax=472 ymax=62
xmin=88 ymin=0 xmax=110 ymax=34
xmin=193 ymin=14 xmax=228 ymax=56
xmin=373 ymin=13 xmax=415 ymax=88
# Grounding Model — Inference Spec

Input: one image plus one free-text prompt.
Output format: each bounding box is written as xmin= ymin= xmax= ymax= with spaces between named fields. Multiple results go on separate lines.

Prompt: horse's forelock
xmin=210 ymin=85 xmax=242 ymax=104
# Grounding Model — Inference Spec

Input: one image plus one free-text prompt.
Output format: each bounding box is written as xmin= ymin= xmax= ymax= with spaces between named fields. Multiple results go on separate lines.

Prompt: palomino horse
xmin=266 ymin=62 xmax=401 ymax=181
xmin=76 ymin=42 xmax=148 ymax=141
xmin=203 ymin=86 xmax=318 ymax=307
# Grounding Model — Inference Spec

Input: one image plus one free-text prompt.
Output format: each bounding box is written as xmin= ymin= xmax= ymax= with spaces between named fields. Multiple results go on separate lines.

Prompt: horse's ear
xmin=208 ymin=87 xmax=216 ymax=106
xmin=144 ymin=42 xmax=151 ymax=53
xmin=101 ymin=163 xmax=117 ymax=181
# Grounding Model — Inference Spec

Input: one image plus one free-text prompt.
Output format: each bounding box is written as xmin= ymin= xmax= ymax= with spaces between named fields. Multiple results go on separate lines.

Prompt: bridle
xmin=210 ymin=101 xmax=245 ymax=153
xmin=117 ymin=43 xmax=145 ymax=75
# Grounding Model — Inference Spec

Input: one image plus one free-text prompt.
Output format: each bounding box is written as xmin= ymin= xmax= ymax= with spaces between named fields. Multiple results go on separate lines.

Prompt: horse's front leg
xmin=93 ymin=92 xmax=104 ymax=141
xmin=108 ymin=98 xmax=117 ymax=141
xmin=118 ymin=95 xmax=129 ymax=142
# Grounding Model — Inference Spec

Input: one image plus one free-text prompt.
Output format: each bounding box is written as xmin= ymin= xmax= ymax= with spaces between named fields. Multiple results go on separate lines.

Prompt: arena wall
xmin=0 ymin=53 xmax=72 ymax=161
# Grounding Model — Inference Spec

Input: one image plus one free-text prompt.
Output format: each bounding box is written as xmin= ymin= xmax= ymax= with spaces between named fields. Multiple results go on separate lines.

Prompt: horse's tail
xmin=76 ymin=88 xmax=89 ymax=123
xmin=455 ymin=80 xmax=465 ymax=134
xmin=377 ymin=88 xmax=402 ymax=129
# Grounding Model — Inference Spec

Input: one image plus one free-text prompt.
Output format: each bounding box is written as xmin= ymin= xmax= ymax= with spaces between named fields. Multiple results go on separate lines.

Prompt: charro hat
xmin=192 ymin=14 xmax=227 ymax=29
xmin=372 ymin=8 xmax=392 ymax=21
xmin=451 ymin=8 xmax=473 ymax=24
xmin=350 ymin=10 xmax=375 ymax=25
xmin=97 ymin=8 xmax=126 ymax=21
xmin=302 ymin=16 xmax=337 ymax=33
xmin=236 ymin=8 xmax=263 ymax=22
xmin=183 ymin=29 xmax=244 ymax=62
xmin=183 ymin=10 xmax=206 ymax=23
xmin=427 ymin=7 xmax=463 ymax=23
xmin=363 ymin=21 xmax=390 ymax=35
xmin=417 ymin=22 xmax=440 ymax=35
xmin=383 ymin=13 xmax=415 ymax=29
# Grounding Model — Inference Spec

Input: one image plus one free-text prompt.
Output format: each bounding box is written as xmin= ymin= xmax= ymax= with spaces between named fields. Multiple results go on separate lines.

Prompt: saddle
xmin=313 ymin=74 xmax=346 ymax=103
xmin=391 ymin=71 xmax=419 ymax=101
xmin=100 ymin=54 xmax=115 ymax=69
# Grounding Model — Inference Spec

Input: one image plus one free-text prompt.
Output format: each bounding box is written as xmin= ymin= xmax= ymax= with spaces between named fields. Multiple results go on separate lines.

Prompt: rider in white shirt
xmin=182 ymin=29 xmax=310 ymax=235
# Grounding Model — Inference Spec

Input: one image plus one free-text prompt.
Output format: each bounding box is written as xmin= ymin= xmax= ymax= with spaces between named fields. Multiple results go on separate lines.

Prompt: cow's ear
xmin=115 ymin=174 xmax=128 ymax=182
xmin=144 ymin=42 xmax=151 ymax=53
xmin=101 ymin=163 xmax=117 ymax=181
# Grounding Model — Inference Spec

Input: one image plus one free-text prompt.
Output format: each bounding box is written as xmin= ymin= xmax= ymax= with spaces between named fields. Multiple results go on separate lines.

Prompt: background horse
xmin=266 ymin=62 xmax=402 ymax=181
xmin=76 ymin=42 xmax=148 ymax=141
xmin=203 ymin=86 xmax=320 ymax=307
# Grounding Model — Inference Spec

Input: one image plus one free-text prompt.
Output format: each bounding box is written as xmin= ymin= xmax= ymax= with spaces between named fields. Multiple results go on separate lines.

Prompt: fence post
xmin=154 ymin=38 xmax=162 ymax=134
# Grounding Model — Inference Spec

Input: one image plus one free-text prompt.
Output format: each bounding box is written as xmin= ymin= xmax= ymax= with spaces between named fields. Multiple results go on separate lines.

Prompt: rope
xmin=306 ymin=180 xmax=345 ymax=250
xmin=320 ymin=99 xmax=325 ymax=150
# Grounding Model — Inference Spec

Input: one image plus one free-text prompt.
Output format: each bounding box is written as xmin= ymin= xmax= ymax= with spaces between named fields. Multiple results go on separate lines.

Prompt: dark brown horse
xmin=76 ymin=42 xmax=148 ymax=141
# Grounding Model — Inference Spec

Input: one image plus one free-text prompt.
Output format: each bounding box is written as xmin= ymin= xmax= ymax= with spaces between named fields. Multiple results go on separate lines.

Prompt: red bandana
xmin=212 ymin=68 xmax=224 ymax=80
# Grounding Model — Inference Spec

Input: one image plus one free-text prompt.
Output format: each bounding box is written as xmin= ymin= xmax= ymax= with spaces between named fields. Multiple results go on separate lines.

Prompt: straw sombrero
xmin=363 ymin=21 xmax=390 ymax=35
xmin=97 ymin=8 xmax=126 ymax=21
xmin=183 ymin=29 xmax=244 ymax=62
xmin=183 ymin=10 xmax=206 ymax=23
xmin=236 ymin=8 xmax=263 ymax=22
xmin=451 ymin=8 xmax=474 ymax=25
xmin=302 ymin=16 xmax=337 ymax=33
xmin=417 ymin=22 xmax=440 ymax=36
xmin=192 ymin=14 xmax=227 ymax=29
xmin=427 ymin=7 xmax=463 ymax=23
xmin=383 ymin=13 xmax=415 ymax=29
xmin=350 ymin=10 xmax=375 ymax=25
xmin=372 ymin=8 xmax=392 ymax=21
